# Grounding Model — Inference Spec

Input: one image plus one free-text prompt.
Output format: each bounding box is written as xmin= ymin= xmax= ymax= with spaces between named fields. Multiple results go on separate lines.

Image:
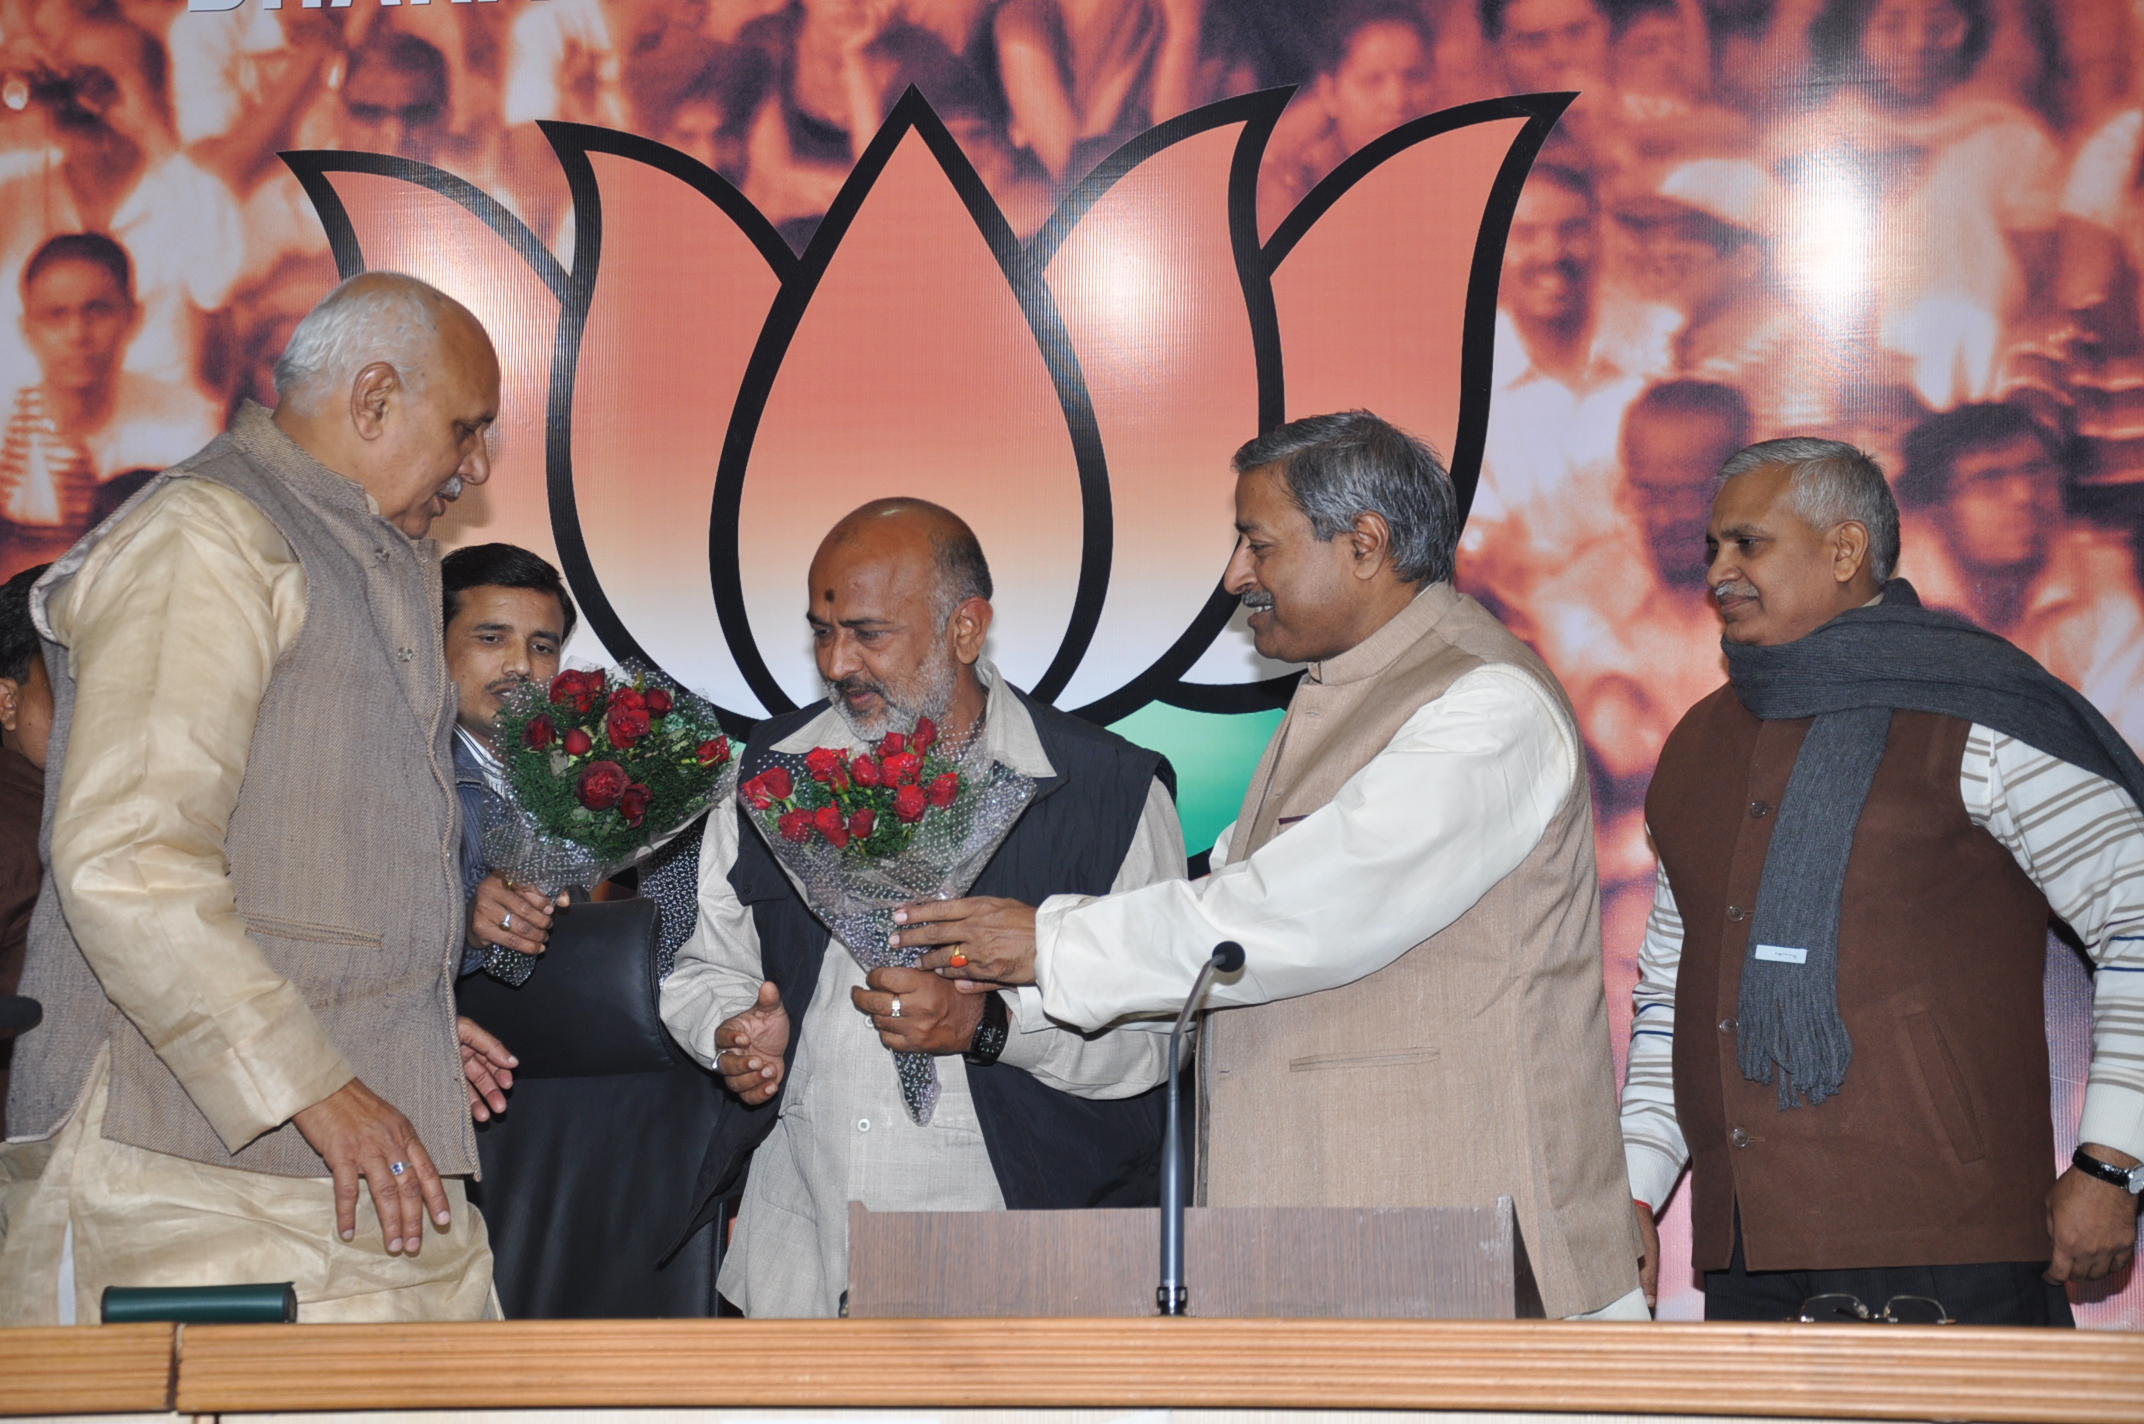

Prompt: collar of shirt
xmin=454 ymin=723 xmax=513 ymax=799
xmin=768 ymin=658 xmax=1056 ymax=780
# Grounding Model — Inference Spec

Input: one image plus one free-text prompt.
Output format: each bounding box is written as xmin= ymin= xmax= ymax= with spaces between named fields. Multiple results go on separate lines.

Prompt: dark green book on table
xmin=101 ymin=1284 xmax=297 ymax=1324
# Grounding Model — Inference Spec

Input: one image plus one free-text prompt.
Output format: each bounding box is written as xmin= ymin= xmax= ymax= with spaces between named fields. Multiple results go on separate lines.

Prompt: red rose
xmin=813 ymin=804 xmax=850 ymax=848
xmin=524 ymin=713 xmax=557 ymax=750
xmin=926 ymin=771 xmax=960 ymax=808
xmin=645 ymin=687 xmax=674 ymax=717
xmin=851 ymin=754 xmax=881 ymax=788
xmin=879 ymin=732 xmax=905 ymax=756
xmin=742 ymin=768 xmax=793 ymax=811
xmin=697 ymin=736 xmax=730 ymax=767
xmin=619 ymin=782 xmax=652 ymax=828
xmin=847 ymin=807 xmax=876 ymax=839
xmin=893 ymin=782 xmax=927 ymax=823
xmin=577 ymin=759 xmax=628 ymax=811
xmin=606 ymin=701 xmax=651 ymax=749
xmin=550 ymin=669 xmax=602 ymax=714
xmin=830 ymin=765 xmax=851 ymax=792
xmin=882 ymin=752 xmax=922 ymax=785
xmin=804 ymin=746 xmax=845 ymax=782
xmin=778 ymin=809 xmax=814 ymax=842
xmin=911 ymin=717 xmax=937 ymax=754
xmin=563 ymin=727 xmax=593 ymax=756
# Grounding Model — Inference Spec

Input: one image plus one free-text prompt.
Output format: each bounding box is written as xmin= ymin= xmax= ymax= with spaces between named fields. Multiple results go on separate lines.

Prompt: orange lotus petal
xmin=1042 ymin=112 xmax=1267 ymax=713
xmin=562 ymin=141 xmax=787 ymax=711
xmin=730 ymin=124 xmax=1085 ymax=712
xmin=1269 ymin=116 xmax=1529 ymax=486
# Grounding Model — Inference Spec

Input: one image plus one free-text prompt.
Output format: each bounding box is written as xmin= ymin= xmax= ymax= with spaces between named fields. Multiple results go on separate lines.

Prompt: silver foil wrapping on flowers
xmin=741 ymin=747 xmax=1037 ymax=1125
xmin=478 ymin=761 xmax=737 ymax=986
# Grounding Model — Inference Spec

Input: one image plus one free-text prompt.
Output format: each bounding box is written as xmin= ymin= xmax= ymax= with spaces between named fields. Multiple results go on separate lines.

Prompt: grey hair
xmin=271 ymin=272 xmax=446 ymax=414
xmin=1233 ymin=410 xmax=1458 ymax=585
xmin=928 ymin=521 xmax=993 ymax=626
xmin=1717 ymin=436 xmax=1899 ymax=581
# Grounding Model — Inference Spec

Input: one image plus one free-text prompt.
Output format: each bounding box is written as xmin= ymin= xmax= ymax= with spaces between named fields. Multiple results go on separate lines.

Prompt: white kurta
xmin=660 ymin=665 xmax=1184 ymax=1317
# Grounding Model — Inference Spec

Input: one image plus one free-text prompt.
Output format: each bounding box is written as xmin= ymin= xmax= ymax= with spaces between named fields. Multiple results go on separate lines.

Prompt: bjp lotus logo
xmin=286 ymin=88 xmax=1566 ymax=730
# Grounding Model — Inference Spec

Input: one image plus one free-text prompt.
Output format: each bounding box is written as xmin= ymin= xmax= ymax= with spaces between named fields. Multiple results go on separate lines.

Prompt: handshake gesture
xmin=714 ymin=959 xmax=1007 ymax=1102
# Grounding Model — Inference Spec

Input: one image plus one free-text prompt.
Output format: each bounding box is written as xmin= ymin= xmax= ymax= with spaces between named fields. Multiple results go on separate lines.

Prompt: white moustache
xmin=441 ymin=475 xmax=465 ymax=501
xmin=1715 ymin=582 xmax=1756 ymax=602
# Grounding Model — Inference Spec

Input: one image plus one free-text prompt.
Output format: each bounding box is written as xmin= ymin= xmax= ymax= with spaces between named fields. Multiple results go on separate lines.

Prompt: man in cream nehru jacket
xmin=0 ymin=272 xmax=503 ymax=1322
xmin=897 ymin=410 xmax=1645 ymax=1320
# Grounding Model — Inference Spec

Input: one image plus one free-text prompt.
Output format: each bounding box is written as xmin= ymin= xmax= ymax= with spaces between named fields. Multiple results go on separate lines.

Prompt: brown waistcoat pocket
xmin=1903 ymin=1009 xmax=1986 ymax=1163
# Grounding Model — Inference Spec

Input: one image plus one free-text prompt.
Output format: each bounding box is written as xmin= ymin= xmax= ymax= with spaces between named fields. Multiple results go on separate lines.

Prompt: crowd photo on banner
xmin=0 ymin=0 xmax=2142 ymax=1329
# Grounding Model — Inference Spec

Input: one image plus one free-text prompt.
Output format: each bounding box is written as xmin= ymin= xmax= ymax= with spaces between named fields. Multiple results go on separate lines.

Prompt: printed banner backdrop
xmin=3 ymin=0 xmax=2140 ymax=1325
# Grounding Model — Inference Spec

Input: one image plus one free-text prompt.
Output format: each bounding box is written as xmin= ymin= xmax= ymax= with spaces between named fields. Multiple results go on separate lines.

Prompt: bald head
xmin=808 ymin=499 xmax=993 ymax=742
xmin=270 ymin=271 xmax=500 ymax=538
xmin=818 ymin=498 xmax=993 ymax=622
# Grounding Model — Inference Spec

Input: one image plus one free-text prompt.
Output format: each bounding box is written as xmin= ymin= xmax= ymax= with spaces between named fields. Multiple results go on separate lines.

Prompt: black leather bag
xmin=456 ymin=898 xmax=685 ymax=1078
xmin=457 ymin=897 xmax=724 ymax=1317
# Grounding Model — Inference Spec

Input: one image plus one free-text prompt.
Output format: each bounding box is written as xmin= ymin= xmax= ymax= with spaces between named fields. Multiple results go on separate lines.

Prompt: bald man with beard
xmin=660 ymin=498 xmax=1185 ymax=1318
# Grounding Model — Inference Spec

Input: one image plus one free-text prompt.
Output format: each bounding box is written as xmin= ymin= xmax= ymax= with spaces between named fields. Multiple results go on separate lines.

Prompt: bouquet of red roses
xmin=486 ymin=665 xmax=734 ymax=909
xmin=738 ymin=717 xmax=1036 ymax=1124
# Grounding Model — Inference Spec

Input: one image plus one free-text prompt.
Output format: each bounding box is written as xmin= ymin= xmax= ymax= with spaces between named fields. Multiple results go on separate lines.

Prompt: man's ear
xmin=949 ymin=596 xmax=993 ymax=665
xmin=1348 ymin=510 xmax=1394 ymax=582
xmin=0 ymin=676 xmax=20 ymax=736
xmin=1831 ymin=519 xmax=1872 ymax=585
xmin=348 ymin=361 xmax=401 ymax=441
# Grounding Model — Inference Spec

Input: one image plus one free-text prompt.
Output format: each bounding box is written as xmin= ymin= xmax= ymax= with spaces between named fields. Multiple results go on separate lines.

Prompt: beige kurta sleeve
xmin=995 ymin=775 xmax=1184 ymax=1096
xmin=43 ymin=477 xmax=351 ymax=1151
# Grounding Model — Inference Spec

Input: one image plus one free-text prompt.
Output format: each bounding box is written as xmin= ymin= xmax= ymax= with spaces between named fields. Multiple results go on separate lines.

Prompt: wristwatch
xmin=963 ymin=990 xmax=1010 ymax=1066
xmin=2071 ymin=1147 xmax=2144 ymax=1194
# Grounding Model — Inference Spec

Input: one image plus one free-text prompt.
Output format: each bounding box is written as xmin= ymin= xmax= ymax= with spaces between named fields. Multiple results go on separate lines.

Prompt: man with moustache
xmin=1622 ymin=437 xmax=2144 ymax=1323
xmin=659 ymin=497 xmax=1185 ymax=1318
xmin=897 ymin=411 xmax=1646 ymax=1321
xmin=0 ymin=272 xmax=504 ymax=1323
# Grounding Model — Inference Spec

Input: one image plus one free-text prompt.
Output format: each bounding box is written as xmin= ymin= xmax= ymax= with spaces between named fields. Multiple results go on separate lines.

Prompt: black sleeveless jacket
xmin=679 ymin=688 xmax=1173 ymax=1242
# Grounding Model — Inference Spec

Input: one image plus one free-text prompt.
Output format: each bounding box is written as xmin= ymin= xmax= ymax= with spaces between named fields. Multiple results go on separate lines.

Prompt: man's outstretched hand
xmin=892 ymin=896 xmax=1040 ymax=985
xmin=291 ymin=1078 xmax=449 ymax=1256
xmin=2046 ymin=1144 xmax=2140 ymax=1283
xmin=457 ymin=1015 xmax=517 ymax=1123
xmin=717 ymin=980 xmax=790 ymax=1105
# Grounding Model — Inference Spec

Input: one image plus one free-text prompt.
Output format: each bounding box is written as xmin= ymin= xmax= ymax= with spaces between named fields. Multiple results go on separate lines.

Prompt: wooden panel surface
xmin=848 ymin=1204 xmax=1535 ymax=1319
xmin=0 ymin=1323 xmax=174 ymax=1416
xmin=169 ymin=1318 xmax=2144 ymax=1422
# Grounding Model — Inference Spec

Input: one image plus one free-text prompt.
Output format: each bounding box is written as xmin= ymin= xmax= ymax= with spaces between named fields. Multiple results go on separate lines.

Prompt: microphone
xmin=1158 ymin=940 xmax=1244 ymax=1316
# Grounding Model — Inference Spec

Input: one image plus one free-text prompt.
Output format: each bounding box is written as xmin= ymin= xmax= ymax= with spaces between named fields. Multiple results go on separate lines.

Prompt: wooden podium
xmin=846 ymin=1197 xmax=1544 ymax=1319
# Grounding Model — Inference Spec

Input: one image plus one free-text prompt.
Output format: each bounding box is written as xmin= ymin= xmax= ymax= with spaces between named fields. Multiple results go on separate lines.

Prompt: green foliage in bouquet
xmin=739 ymin=717 xmax=968 ymax=856
xmin=491 ymin=666 xmax=733 ymax=865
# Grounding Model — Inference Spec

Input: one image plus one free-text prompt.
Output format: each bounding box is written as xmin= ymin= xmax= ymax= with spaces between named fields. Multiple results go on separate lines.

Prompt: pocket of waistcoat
xmin=241 ymin=912 xmax=385 ymax=949
xmin=1903 ymin=1009 xmax=1986 ymax=1163
xmin=1288 ymin=1047 xmax=1440 ymax=1073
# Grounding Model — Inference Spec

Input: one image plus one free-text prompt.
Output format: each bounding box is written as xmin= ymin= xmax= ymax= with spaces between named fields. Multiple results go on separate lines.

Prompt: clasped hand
xmin=467 ymin=871 xmax=568 ymax=959
xmin=851 ymin=965 xmax=984 ymax=1054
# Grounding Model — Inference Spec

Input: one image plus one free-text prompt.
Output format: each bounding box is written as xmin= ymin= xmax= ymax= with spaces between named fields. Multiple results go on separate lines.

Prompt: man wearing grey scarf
xmin=1620 ymin=436 xmax=2144 ymax=1325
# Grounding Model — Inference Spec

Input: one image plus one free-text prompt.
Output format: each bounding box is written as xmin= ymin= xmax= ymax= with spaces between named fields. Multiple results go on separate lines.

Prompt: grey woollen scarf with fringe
xmin=1720 ymin=579 xmax=2144 ymax=1109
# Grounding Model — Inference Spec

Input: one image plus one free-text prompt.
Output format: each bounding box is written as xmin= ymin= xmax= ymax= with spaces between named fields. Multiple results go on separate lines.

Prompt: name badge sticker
xmin=1754 ymin=944 xmax=1809 ymax=964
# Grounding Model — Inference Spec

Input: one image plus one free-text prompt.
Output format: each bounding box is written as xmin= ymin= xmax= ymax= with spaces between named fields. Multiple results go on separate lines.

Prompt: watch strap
xmin=2071 ymin=1147 xmax=2143 ymax=1194
xmin=963 ymin=989 xmax=1010 ymax=1066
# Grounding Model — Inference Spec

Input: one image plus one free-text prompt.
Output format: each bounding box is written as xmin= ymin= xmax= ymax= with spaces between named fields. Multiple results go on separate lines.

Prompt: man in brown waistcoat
xmin=1622 ymin=437 xmax=2144 ymax=1325
xmin=0 ymin=272 xmax=505 ymax=1323
xmin=894 ymin=410 xmax=1646 ymax=1319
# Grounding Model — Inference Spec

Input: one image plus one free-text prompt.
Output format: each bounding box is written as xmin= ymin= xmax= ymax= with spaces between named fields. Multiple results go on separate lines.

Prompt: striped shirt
xmin=1623 ymin=725 xmax=2144 ymax=1209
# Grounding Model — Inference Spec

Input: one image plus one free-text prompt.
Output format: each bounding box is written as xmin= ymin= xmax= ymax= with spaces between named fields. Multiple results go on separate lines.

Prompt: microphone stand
xmin=1158 ymin=940 xmax=1244 ymax=1317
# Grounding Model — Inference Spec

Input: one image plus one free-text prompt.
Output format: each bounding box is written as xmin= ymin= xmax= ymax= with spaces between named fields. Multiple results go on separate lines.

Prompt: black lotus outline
xmin=281 ymin=87 xmax=1570 ymax=734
